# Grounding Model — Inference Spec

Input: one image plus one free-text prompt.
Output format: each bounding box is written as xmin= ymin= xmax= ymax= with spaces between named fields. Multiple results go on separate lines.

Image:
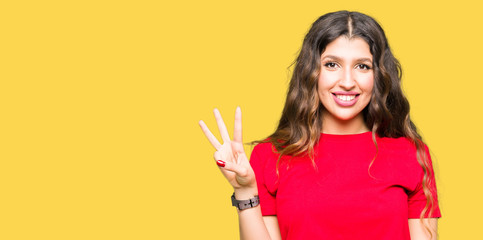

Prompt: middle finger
xmin=213 ymin=108 xmax=231 ymax=143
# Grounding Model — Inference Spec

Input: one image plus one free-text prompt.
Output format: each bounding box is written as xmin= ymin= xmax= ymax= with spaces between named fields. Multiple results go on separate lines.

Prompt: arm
xmin=408 ymin=145 xmax=441 ymax=240
xmin=199 ymin=108 xmax=281 ymax=240
xmin=235 ymin=188 xmax=281 ymax=240
xmin=408 ymin=218 xmax=438 ymax=240
xmin=262 ymin=216 xmax=282 ymax=240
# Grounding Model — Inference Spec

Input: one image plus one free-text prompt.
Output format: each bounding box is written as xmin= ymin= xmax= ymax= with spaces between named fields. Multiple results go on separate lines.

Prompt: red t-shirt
xmin=250 ymin=132 xmax=441 ymax=240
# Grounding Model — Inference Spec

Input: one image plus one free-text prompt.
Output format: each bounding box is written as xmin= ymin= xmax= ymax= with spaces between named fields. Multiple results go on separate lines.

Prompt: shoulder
xmin=377 ymin=136 xmax=418 ymax=150
xmin=377 ymin=136 xmax=423 ymax=167
xmin=250 ymin=142 xmax=278 ymax=165
xmin=377 ymin=136 xmax=431 ymax=156
xmin=376 ymin=136 xmax=431 ymax=173
xmin=377 ymin=136 xmax=432 ymax=157
xmin=249 ymin=142 xmax=280 ymax=192
xmin=252 ymin=141 xmax=275 ymax=154
xmin=375 ymin=137 xmax=431 ymax=190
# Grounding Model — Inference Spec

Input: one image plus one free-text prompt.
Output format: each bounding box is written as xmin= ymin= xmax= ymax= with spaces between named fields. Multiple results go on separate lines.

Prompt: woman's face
xmin=318 ymin=36 xmax=374 ymax=129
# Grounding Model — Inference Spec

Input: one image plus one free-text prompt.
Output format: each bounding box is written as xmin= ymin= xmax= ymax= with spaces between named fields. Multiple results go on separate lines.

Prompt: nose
xmin=339 ymin=68 xmax=356 ymax=90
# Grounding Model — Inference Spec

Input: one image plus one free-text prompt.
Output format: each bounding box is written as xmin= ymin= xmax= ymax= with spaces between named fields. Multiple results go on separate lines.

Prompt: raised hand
xmin=198 ymin=107 xmax=256 ymax=190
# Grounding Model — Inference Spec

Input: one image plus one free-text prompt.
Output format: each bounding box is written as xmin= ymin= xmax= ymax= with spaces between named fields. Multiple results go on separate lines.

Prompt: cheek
xmin=317 ymin=71 xmax=339 ymax=94
xmin=358 ymin=73 xmax=374 ymax=93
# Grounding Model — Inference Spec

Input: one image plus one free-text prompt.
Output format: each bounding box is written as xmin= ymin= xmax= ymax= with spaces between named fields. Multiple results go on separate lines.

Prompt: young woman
xmin=199 ymin=11 xmax=441 ymax=240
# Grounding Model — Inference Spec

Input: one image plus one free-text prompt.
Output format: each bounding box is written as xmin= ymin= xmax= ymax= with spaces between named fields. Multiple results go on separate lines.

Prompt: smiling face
xmin=318 ymin=36 xmax=374 ymax=134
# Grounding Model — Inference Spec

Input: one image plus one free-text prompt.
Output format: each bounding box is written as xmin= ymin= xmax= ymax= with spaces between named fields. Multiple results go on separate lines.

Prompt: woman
xmin=199 ymin=11 xmax=441 ymax=240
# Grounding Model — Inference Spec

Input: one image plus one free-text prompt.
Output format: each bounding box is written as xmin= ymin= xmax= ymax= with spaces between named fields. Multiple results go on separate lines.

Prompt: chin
xmin=335 ymin=115 xmax=359 ymax=121
xmin=331 ymin=111 xmax=361 ymax=121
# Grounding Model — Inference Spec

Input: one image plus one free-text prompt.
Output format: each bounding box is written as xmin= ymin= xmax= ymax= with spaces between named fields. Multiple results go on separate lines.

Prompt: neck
xmin=321 ymin=111 xmax=369 ymax=135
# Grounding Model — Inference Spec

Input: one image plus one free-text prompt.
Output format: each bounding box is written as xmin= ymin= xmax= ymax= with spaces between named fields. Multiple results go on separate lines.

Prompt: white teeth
xmin=336 ymin=95 xmax=355 ymax=101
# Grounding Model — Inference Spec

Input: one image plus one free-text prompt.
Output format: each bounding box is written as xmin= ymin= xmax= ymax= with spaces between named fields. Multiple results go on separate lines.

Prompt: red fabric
xmin=250 ymin=132 xmax=441 ymax=240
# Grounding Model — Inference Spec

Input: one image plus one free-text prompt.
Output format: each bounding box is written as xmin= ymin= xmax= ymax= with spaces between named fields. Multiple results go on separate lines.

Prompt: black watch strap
xmin=231 ymin=193 xmax=260 ymax=210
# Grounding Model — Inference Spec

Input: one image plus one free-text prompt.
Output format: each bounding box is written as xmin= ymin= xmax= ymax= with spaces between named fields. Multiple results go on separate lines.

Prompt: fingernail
xmin=216 ymin=160 xmax=225 ymax=167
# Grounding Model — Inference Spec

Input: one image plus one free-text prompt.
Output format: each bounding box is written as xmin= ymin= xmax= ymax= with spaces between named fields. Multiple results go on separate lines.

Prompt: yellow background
xmin=1 ymin=0 xmax=481 ymax=239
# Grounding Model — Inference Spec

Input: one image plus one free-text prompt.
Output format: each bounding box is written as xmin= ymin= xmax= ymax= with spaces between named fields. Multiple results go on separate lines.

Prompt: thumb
xmin=217 ymin=160 xmax=249 ymax=177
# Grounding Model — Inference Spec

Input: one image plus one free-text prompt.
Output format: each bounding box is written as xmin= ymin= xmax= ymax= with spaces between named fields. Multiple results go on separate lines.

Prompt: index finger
xmin=198 ymin=120 xmax=222 ymax=150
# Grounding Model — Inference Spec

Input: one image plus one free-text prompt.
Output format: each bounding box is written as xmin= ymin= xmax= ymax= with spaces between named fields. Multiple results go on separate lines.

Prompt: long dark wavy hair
xmin=257 ymin=10 xmax=438 ymax=237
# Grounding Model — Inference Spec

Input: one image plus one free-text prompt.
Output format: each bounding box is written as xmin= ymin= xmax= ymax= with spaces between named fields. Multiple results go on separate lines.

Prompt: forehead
xmin=321 ymin=36 xmax=372 ymax=60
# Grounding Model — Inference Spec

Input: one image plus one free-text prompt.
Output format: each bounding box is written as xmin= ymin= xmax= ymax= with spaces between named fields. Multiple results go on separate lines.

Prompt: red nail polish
xmin=216 ymin=160 xmax=225 ymax=167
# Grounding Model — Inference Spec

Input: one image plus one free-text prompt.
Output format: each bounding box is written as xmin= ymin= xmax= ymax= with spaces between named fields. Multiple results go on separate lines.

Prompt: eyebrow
xmin=321 ymin=55 xmax=373 ymax=63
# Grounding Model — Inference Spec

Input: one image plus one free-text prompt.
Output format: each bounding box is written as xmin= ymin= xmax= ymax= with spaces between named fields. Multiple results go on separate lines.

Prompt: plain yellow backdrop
xmin=1 ymin=0 xmax=481 ymax=239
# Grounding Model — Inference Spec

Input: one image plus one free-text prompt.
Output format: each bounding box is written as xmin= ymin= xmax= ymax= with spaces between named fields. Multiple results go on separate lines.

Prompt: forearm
xmin=235 ymin=188 xmax=272 ymax=240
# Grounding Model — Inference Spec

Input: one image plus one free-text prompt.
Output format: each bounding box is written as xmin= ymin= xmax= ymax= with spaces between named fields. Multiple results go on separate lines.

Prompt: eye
xmin=356 ymin=64 xmax=371 ymax=70
xmin=324 ymin=62 xmax=338 ymax=69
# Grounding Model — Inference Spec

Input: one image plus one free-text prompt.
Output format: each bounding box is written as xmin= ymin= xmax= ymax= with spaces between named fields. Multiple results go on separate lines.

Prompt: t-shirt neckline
xmin=320 ymin=131 xmax=373 ymax=142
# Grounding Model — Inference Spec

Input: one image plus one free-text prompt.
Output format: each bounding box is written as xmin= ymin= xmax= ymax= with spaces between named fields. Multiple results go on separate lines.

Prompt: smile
xmin=332 ymin=93 xmax=360 ymax=107
xmin=335 ymin=95 xmax=356 ymax=101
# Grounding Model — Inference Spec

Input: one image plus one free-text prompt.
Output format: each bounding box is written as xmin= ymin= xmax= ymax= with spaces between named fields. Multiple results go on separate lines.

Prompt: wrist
xmin=234 ymin=186 xmax=258 ymax=200
xmin=231 ymin=191 xmax=260 ymax=211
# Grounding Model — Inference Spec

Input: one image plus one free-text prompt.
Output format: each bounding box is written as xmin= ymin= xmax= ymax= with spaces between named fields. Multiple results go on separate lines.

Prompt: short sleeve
xmin=407 ymin=145 xmax=442 ymax=218
xmin=250 ymin=143 xmax=278 ymax=216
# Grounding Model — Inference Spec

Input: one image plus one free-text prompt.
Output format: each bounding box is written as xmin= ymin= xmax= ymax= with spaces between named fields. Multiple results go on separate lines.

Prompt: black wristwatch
xmin=231 ymin=192 xmax=260 ymax=210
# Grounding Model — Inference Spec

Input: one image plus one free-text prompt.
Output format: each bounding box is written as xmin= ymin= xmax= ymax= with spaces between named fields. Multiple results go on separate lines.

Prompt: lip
xmin=332 ymin=91 xmax=359 ymax=95
xmin=332 ymin=92 xmax=360 ymax=107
